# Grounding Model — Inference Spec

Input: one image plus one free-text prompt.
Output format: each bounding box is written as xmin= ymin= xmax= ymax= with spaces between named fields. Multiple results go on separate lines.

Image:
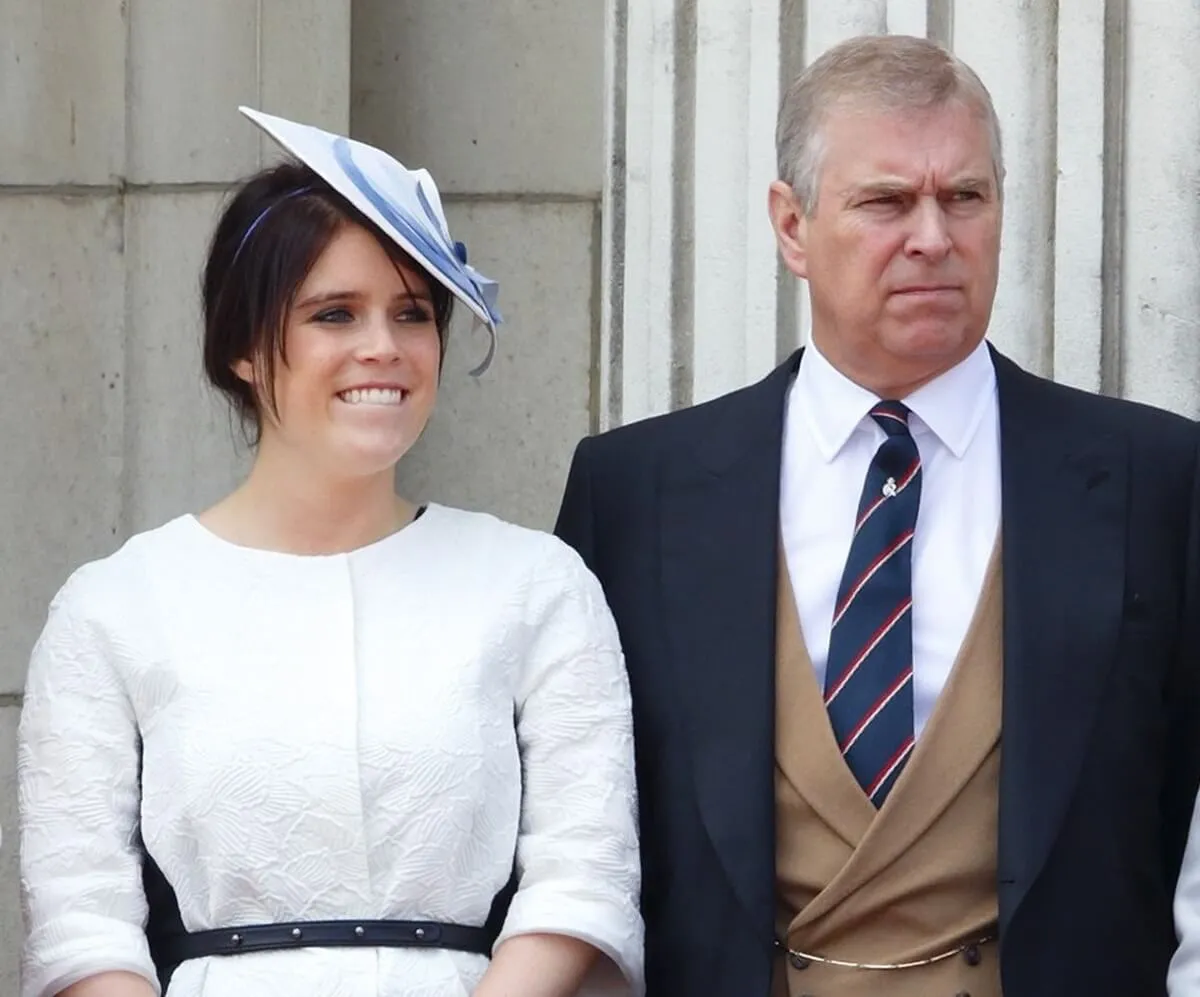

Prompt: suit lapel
xmin=659 ymin=351 xmax=801 ymax=933
xmin=993 ymin=350 xmax=1129 ymax=928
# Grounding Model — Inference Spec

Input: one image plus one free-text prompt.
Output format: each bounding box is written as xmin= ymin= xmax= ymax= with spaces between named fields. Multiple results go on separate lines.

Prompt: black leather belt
xmin=143 ymin=850 xmax=517 ymax=990
xmin=157 ymin=916 xmax=496 ymax=965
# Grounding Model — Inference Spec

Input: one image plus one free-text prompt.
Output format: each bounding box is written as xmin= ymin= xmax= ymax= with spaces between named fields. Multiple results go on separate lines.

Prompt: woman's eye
xmin=313 ymin=307 xmax=354 ymax=324
xmin=397 ymin=307 xmax=435 ymax=324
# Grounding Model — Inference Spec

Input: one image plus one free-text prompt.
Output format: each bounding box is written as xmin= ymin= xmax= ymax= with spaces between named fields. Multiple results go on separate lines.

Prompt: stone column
xmin=0 ymin=1 xmax=350 ymax=984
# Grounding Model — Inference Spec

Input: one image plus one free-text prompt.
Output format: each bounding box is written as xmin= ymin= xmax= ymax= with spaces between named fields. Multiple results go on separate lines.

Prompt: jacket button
xmin=955 ymin=992 xmax=971 ymax=997
xmin=788 ymin=953 xmax=810 ymax=970
xmin=963 ymin=943 xmax=981 ymax=966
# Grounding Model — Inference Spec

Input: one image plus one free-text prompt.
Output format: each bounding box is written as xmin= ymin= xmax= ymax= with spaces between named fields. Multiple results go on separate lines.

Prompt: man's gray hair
xmin=776 ymin=35 xmax=1004 ymax=213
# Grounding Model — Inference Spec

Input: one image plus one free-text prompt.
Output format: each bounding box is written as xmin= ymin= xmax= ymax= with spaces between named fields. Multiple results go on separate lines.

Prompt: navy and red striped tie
xmin=823 ymin=400 xmax=922 ymax=807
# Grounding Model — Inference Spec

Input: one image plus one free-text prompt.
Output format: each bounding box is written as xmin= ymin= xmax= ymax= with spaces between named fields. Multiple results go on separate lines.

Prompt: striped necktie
xmin=823 ymin=400 xmax=922 ymax=806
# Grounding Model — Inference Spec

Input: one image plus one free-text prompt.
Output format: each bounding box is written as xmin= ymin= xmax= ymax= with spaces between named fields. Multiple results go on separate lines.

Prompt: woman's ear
xmin=768 ymin=180 xmax=809 ymax=280
xmin=232 ymin=358 xmax=254 ymax=384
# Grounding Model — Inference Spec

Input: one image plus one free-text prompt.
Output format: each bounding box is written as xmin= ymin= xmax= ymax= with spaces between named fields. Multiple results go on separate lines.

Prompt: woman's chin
xmin=327 ymin=436 xmax=417 ymax=479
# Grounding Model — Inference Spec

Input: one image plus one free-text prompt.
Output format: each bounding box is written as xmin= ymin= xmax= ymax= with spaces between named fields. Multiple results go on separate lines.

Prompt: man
xmin=555 ymin=34 xmax=1200 ymax=997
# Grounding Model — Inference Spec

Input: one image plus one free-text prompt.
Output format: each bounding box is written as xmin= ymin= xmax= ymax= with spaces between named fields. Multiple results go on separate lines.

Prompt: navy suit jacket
xmin=554 ymin=347 xmax=1200 ymax=996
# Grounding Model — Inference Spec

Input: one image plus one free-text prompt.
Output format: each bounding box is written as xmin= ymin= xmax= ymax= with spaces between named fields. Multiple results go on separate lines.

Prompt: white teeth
xmin=339 ymin=387 xmax=405 ymax=405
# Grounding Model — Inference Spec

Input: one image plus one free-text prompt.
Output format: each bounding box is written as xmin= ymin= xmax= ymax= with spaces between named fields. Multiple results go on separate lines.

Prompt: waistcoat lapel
xmin=775 ymin=560 xmax=875 ymax=849
xmin=777 ymin=543 xmax=1004 ymax=930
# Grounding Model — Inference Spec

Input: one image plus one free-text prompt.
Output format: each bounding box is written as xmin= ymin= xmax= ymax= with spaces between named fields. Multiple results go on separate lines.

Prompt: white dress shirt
xmin=780 ymin=338 xmax=1001 ymax=736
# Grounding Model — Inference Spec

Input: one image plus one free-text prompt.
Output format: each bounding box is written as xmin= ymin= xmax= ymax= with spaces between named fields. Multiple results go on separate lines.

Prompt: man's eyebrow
xmin=845 ymin=180 xmax=916 ymax=199
xmin=951 ymin=175 xmax=995 ymax=193
xmin=845 ymin=175 xmax=996 ymax=199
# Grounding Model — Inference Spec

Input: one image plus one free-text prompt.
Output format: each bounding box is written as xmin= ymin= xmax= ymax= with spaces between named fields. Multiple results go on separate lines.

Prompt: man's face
xmin=770 ymin=99 xmax=1002 ymax=396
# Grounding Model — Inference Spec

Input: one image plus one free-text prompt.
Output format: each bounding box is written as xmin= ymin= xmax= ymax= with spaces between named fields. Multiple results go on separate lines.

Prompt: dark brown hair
xmin=202 ymin=161 xmax=454 ymax=442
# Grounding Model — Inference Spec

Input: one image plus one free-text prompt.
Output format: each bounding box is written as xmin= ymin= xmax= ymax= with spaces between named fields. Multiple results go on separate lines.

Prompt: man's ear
xmin=768 ymin=180 xmax=809 ymax=280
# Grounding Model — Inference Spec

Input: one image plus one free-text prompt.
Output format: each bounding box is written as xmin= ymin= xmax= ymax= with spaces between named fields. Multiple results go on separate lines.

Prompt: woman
xmin=18 ymin=108 xmax=643 ymax=997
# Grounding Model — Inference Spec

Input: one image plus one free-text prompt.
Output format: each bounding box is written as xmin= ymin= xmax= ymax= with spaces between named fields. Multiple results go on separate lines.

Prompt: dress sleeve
xmin=1171 ymin=789 xmax=1200 ymax=994
xmin=18 ymin=577 xmax=159 ymax=997
xmin=499 ymin=540 xmax=645 ymax=997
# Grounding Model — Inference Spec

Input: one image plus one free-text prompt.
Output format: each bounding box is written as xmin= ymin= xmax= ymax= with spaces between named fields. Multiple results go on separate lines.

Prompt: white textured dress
xmin=18 ymin=505 xmax=643 ymax=997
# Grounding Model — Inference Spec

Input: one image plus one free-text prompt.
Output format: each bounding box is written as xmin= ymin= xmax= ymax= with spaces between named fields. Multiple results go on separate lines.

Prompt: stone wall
xmin=0 ymin=1 xmax=352 ymax=983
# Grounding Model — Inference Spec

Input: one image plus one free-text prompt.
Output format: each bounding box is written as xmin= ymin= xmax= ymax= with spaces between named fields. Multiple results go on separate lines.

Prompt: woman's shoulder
xmin=419 ymin=503 xmax=603 ymax=611
xmin=419 ymin=503 xmax=595 ymax=592
xmin=48 ymin=515 xmax=196 ymax=624
xmin=422 ymin=503 xmax=578 ymax=563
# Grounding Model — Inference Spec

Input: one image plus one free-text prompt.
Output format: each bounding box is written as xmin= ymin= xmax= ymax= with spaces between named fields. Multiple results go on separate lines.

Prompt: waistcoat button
xmin=788 ymin=953 xmax=810 ymax=970
xmin=963 ymin=943 xmax=982 ymax=966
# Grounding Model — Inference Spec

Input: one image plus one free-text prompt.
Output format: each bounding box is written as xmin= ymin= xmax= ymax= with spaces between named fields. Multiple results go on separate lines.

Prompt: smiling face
xmin=770 ymin=98 xmax=1002 ymax=397
xmin=235 ymin=222 xmax=442 ymax=479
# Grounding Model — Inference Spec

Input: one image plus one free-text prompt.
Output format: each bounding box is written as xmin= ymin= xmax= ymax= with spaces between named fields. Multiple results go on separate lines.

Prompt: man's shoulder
xmin=1008 ymin=360 xmax=1196 ymax=450
xmin=583 ymin=396 xmax=721 ymax=459
xmin=581 ymin=356 xmax=797 ymax=469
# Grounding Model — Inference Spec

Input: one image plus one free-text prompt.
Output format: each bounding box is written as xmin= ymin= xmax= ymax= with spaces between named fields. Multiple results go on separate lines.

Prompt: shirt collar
xmin=796 ymin=337 xmax=996 ymax=462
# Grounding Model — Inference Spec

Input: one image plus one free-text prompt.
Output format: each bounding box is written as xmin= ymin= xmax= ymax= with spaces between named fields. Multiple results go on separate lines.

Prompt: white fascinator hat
xmin=239 ymin=106 xmax=502 ymax=375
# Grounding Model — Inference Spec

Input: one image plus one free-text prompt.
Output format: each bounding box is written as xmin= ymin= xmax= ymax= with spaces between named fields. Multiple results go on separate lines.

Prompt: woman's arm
xmin=473 ymin=934 xmax=598 ymax=997
xmin=1170 ymin=786 xmax=1200 ymax=994
xmin=1166 ymin=439 xmax=1200 ymax=997
xmin=478 ymin=538 xmax=644 ymax=997
xmin=58 ymin=973 xmax=157 ymax=997
xmin=19 ymin=573 xmax=160 ymax=997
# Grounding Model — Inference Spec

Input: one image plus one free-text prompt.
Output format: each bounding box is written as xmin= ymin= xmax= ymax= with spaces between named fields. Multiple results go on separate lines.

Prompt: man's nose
xmin=905 ymin=198 xmax=952 ymax=261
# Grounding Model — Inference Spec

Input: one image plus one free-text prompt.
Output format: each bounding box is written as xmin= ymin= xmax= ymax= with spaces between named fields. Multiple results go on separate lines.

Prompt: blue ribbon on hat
xmin=331 ymin=138 xmax=501 ymax=375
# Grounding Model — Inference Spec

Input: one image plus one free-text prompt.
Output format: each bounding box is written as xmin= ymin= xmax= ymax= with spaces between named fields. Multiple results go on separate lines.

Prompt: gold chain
xmin=785 ymin=934 xmax=995 ymax=972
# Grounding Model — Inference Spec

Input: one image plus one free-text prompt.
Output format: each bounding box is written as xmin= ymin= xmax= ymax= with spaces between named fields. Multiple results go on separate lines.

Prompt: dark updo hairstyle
xmin=202 ymin=162 xmax=454 ymax=442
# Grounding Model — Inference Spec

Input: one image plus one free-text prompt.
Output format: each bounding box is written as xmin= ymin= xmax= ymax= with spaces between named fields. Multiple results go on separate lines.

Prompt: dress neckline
xmin=176 ymin=502 xmax=438 ymax=561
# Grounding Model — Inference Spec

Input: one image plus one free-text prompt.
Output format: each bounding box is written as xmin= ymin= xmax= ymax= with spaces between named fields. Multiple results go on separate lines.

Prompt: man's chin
xmin=883 ymin=325 xmax=982 ymax=361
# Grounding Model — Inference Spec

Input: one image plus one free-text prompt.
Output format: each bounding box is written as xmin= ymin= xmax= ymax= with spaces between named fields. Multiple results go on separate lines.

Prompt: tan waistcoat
xmin=772 ymin=548 xmax=1004 ymax=997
